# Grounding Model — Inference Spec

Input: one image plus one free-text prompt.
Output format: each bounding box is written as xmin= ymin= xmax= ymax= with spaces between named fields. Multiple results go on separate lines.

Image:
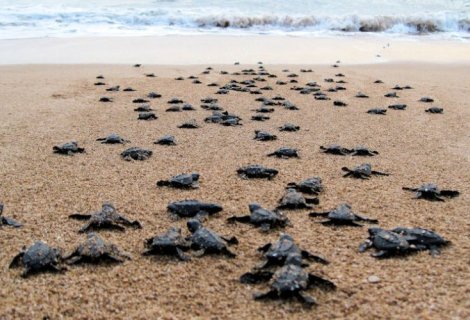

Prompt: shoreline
xmin=2 ymin=35 xmax=470 ymax=65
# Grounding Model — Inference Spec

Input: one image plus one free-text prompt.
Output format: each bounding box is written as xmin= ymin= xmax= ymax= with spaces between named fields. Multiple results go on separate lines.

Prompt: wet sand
xmin=0 ymin=63 xmax=469 ymax=319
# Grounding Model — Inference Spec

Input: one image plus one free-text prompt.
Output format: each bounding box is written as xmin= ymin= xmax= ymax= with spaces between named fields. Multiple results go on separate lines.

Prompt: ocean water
xmin=0 ymin=0 xmax=469 ymax=39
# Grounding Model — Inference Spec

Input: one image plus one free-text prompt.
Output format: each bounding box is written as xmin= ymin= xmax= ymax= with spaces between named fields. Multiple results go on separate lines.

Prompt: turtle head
xmin=187 ymin=219 xmax=202 ymax=233
xmin=368 ymin=227 xmax=383 ymax=236
xmin=285 ymin=253 xmax=302 ymax=266
xmin=248 ymin=203 xmax=262 ymax=212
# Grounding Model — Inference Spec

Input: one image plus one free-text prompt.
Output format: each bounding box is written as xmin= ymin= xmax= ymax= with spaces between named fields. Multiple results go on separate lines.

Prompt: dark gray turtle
xmin=10 ymin=241 xmax=66 ymax=277
xmin=277 ymin=189 xmax=319 ymax=210
xmin=182 ymin=103 xmax=196 ymax=111
xmin=168 ymin=98 xmax=184 ymax=104
xmin=133 ymin=64 xmax=141 ymax=67
xmin=94 ymin=82 xmax=106 ymax=86
xmin=358 ymin=227 xmax=411 ymax=258
xmin=355 ymin=92 xmax=369 ymax=98
xmin=186 ymin=219 xmax=238 ymax=258
xmin=425 ymin=107 xmax=443 ymax=114
xmin=207 ymin=82 xmax=219 ymax=87
xmin=53 ymin=141 xmax=85 ymax=155
xmin=227 ymin=203 xmax=289 ymax=231
xmin=143 ymin=227 xmax=191 ymax=261
xmin=279 ymin=123 xmax=300 ymax=132
xmin=391 ymin=227 xmax=450 ymax=256
xmin=201 ymin=97 xmax=218 ymax=104
xmin=106 ymin=85 xmax=120 ymax=92
xmin=154 ymin=134 xmax=176 ymax=145
xmin=138 ymin=112 xmax=157 ymax=120
xmin=122 ymin=87 xmax=136 ymax=92
xmin=314 ymin=94 xmax=330 ymax=101
xmin=402 ymin=183 xmax=459 ymax=202
xmin=96 ymin=75 xmax=105 ymax=79
xmin=133 ymin=98 xmax=150 ymax=103
xmin=374 ymin=80 xmax=384 ymax=83
xmin=350 ymin=146 xmax=379 ymax=156
xmin=384 ymin=92 xmax=398 ymax=98
xmin=319 ymin=144 xmax=350 ymax=155
xmin=286 ymin=177 xmax=323 ymax=195
xmin=167 ymin=200 xmax=223 ymax=219
xmin=392 ymin=85 xmax=403 ymax=90
xmin=175 ymin=77 xmax=184 ymax=80
xmin=282 ymin=101 xmax=299 ymax=110
xmin=268 ymin=147 xmax=299 ymax=159
xmin=201 ymin=103 xmax=223 ymax=111
xmin=216 ymin=89 xmax=229 ymax=94
xmin=147 ymin=92 xmax=162 ymax=98
xmin=145 ymin=73 xmax=156 ymax=77
xmin=134 ymin=104 xmax=153 ymax=112
xmin=69 ymin=202 xmax=142 ymax=232
xmin=121 ymin=147 xmax=152 ymax=161
xmin=334 ymin=100 xmax=347 ymax=107
xmin=251 ymin=114 xmax=270 ymax=121
xmin=324 ymin=78 xmax=334 ymax=83
xmin=243 ymin=255 xmax=335 ymax=307
xmin=96 ymin=133 xmax=129 ymax=144
xmin=388 ymin=104 xmax=407 ymax=110
xmin=367 ymin=108 xmax=387 ymax=115
xmin=166 ymin=105 xmax=182 ymax=112
xmin=64 ymin=233 xmax=131 ymax=265
xmin=99 ymin=96 xmax=113 ymax=102
xmin=157 ymin=173 xmax=200 ymax=189
xmin=310 ymin=204 xmax=378 ymax=227
xmin=250 ymin=90 xmax=262 ymax=95
xmin=276 ymin=81 xmax=287 ymax=85
xmin=301 ymin=68 xmax=313 ymax=73
xmin=178 ymin=119 xmax=200 ymax=129
xmin=419 ymin=96 xmax=434 ymax=103
xmin=254 ymin=130 xmax=277 ymax=141
xmin=237 ymin=165 xmax=278 ymax=180
xmin=342 ymin=163 xmax=389 ymax=179
xmin=260 ymin=86 xmax=273 ymax=91
xmin=253 ymin=106 xmax=275 ymax=113
xmin=0 ymin=203 xmax=22 ymax=227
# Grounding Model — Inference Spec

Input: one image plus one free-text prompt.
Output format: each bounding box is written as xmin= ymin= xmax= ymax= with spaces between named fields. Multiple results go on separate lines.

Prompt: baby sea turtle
xmin=96 ymin=133 xmax=129 ymax=144
xmin=254 ymin=130 xmax=277 ymax=141
xmin=168 ymin=98 xmax=184 ymax=104
xmin=99 ymin=97 xmax=113 ymax=102
xmin=182 ymin=103 xmax=196 ymax=111
xmin=334 ymin=100 xmax=347 ymax=107
xmin=244 ymin=255 xmax=336 ymax=307
xmin=227 ymin=203 xmax=289 ymax=231
xmin=384 ymin=92 xmax=398 ymax=98
xmin=147 ymin=92 xmax=162 ymax=98
xmin=279 ymin=123 xmax=300 ymax=132
xmin=425 ymin=107 xmax=443 ymax=114
xmin=388 ymin=104 xmax=407 ymax=110
xmin=10 ymin=241 xmax=66 ymax=277
xmin=237 ymin=165 xmax=278 ymax=180
xmin=355 ymin=92 xmax=369 ymax=98
xmin=106 ymin=85 xmax=120 ymax=92
xmin=286 ymin=177 xmax=323 ymax=195
xmin=253 ymin=106 xmax=275 ymax=113
xmin=310 ymin=204 xmax=378 ymax=227
xmin=157 ymin=173 xmax=200 ymax=189
xmin=186 ymin=219 xmax=238 ymax=258
xmin=358 ymin=227 xmax=411 ymax=258
xmin=145 ymin=73 xmax=156 ymax=78
xmin=53 ymin=141 xmax=85 ymax=155
xmin=267 ymin=147 xmax=299 ymax=159
xmin=138 ymin=112 xmax=157 ymax=120
xmin=154 ymin=134 xmax=176 ymax=145
xmin=143 ymin=227 xmax=191 ymax=261
xmin=419 ymin=96 xmax=434 ymax=103
xmin=402 ymin=183 xmax=459 ymax=201
xmin=121 ymin=147 xmax=152 ymax=161
xmin=167 ymin=200 xmax=223 ymax=219
xmin=251 ymin=114 xmax=270 ymax=121
xmin=319 ymin=144 xmax=350 ymax=155
xmin=342 ymin=163 xmax=389 ymax=179
xmin=166 ymin=106 xmax=182 ymax=112
xmin=0 ymin=203 xmax=22 ymax=227
xmin=367 ymin=108 xmax=387 ymax=115
xmin=391 ymin=227 xmax=450 ymax=256
xmin=134 ymin=104 xmax=153 ymax=112
xmin=201 ymin=97 xmax=218 ymax=104
xmin=123 ymin=87 xmax=136 ymax=92
xmin=178 ymin=119 xmax=200 ymax=129
xmin=64 ymin=233 xmax=131 ymax=265
xmin=350 ymin=146 xmax=379 ymax=156
xmin=277 ymin=189 xmax=319 ymax=210
xmin=94 ymin=82 xmax=106 ymax=86
xmin=374 ymin=80 xmax=384 ymax=83
xmin=133 ymin=98 xmax=150 ymax=104
xmin=69 ymin=202 xmax=142 ymax=232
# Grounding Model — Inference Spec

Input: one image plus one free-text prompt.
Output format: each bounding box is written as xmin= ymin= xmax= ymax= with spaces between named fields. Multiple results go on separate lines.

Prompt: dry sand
xmin=0 ymin=63 xmax=469 ymax=319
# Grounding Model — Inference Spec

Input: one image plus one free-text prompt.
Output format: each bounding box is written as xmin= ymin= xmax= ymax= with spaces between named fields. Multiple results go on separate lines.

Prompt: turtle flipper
xmin=2 ymin=216 xmax=22 ymax=227
xmin=308 ymin=274 xmax=336 ymax=290
xmin=176 ymin=248 xmax=191 ymax=261
xmin=371 ymin=170 xmax=390 ymax=176
xmin=222 ymin=247 xmax=237 ymax=258
xmin=156 ymin=180 xmax=171 ymax=187
xmin=354 ymin=214 xmax=378 ymax=223
xmin=64 ymin=254 xmax=82 ymax=265
xmin=257 ymin=243 xmax=272 ymax=252
xmin=402 ymin=187 xmax=418 ymax=192
xmin=9 ymin=252 xmax=24 ymax=268
xmin=358 ymin=240 xmax=372 ymax=252
xmin=440 ymin=190 xmax=460 ymax=198
xmin=253 ymin=289 xmax=278 ymax=301
xmin=240 ymin=271 xmax=273 ymax=284
xmin=226 ymin=215 xmax=251 ymax=224
xmin=309 ymin=211 xmax=329 ymax=217
xmin=222 ymin=236 xmax=239 ymax=245
xmin=301 ymin=250 xmax=329 ymax=265
xmin=305 ymin=197 xmax=320 ymax=205
xmin=297 ymin=292 xmax=317 ymax=307
xmin=69 ymin=214 xmax=92 ymax=220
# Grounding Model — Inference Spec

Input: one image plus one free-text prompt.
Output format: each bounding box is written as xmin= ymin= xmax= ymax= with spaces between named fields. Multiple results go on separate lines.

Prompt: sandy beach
xmin=0 ymin=33 xmax=470 ymax=319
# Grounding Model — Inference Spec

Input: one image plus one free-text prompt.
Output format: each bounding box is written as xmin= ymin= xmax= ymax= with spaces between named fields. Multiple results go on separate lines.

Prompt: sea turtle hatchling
xmin=64 ymin=233 xmax=131 ymax=265
xmin=121 ymin=147 xmax=152 ymax=161
xmin=286 ymin=177 xmax=323 ymax=195
xmin=242 ymin=254 xmax=336 ymax=307
xmin=277 ymin=189 xmax=319 ymax=210
xmin=402 ymin=183 xmax=459 ymax=201
xmin=341 ymin=163 xmax=389 ymax=179
xmin=350 ymin=146 xmax=379 ymax=156
xmin=237 ymin=165 xmax=278 ymax=180
xmin=319 ymin=144 xmax=350 ymax=155
xmin=99 ymin=97 xmax=112 ymax=102
xmin=367 ymin=108 xmax=387 ymax=115
xmin=227 ymin=203 xmax=289 ymax=231
xmin=167 ymin=200 xmax=223 ymax=219
xmin=168 ymin=98 xmax=184 ymax=104
xmin=133 ymin=98 xmax=150 ymax=104
xmin=96 ymin=133 xmax=129 ymax=144
xmin=267 ymin=147 xmax=299 ymax=159
xmin=53 ymin=141 xmax=85 ymax=155
xmin=134 ymin=104 xmax=153 ymax=112
xmin=157 ymin=173 xmax=200 ymax=189
xmin=384 ymin=92 xmax=398 ymax=98
xmin=251 ymin=114 xmax=270 ymax=121
xmin=391 ymin=227 xmax=450 ymax=256
xmin=69 ymin=202 xmax=142 ymax=232
xmin=279 ymin=123 xmax=300 ymax=132
xmin=154 ymin=134 xmax=176 ymax=145
xmin=310 ymin=204 xmax=378 ymax=227
xmin=388 ymin=104 xmax=407 ymax=110
xmin=186 ymin=219 xmax=238 ymax=258
xmin=123 ymin=87 xmax=136 ymax=92
xmin=425 ymin=107 xmax=443 ymax=114
xmin=419 ymin=96 xmax=434 ymax=103
xmin=143 ymin=227 xmax=191 ymax=261
xmin=138 ymin=112 xmax=157 ymax=120
xmin=178 ymin=119 xmax=200 ymax=129
xmin=355 ymin=92 xmax=369 ymax=98
xmin=254 ymin=130 xmax=277 ymax=141
xmin=10 ymin=241 xmax=66 ymax=277
xmin=0 ymin=203 xmax=22 ymax=227
xmin=147 ymin=92 xmax=162 ymax=98
xmin=358 ymin=227 xmax=412 ymax=258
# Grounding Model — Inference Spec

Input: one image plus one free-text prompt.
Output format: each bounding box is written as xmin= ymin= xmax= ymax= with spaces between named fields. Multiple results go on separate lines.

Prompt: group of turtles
xmin=3 ymin=63 xmax=460 ymax=307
